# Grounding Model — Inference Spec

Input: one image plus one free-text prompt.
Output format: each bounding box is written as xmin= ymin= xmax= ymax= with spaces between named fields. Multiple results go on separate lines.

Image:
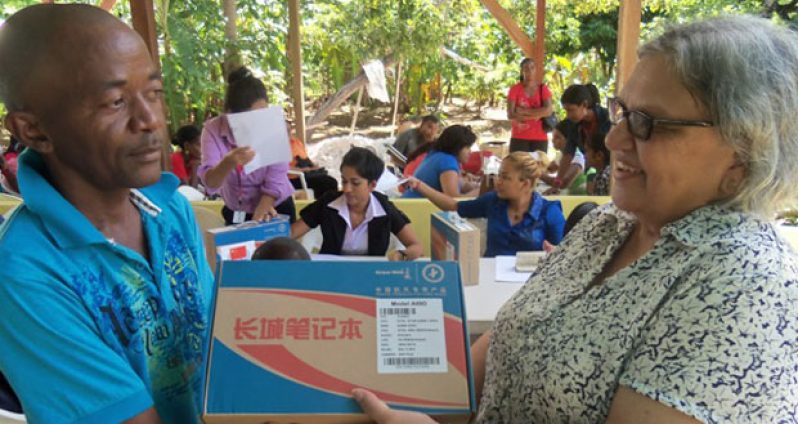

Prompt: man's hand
xmin=352 ymin=389 xmax=437 ymax=424
xmin=222 ymin=146 xmax=256 ymax=168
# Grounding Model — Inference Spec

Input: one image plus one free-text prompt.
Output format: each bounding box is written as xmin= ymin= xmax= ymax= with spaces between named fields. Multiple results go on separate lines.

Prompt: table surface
xmin=464 ymin=258 xmax=526 ymax=335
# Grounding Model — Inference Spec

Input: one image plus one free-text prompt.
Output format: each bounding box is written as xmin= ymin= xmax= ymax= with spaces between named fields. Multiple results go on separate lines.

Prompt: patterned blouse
xmin=476 ymin=203 xmax=798 ymax=423
xmin=593 ymin=166 xmax=610 ymax=196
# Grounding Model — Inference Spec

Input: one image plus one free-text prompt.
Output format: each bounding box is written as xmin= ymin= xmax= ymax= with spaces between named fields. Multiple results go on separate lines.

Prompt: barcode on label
xmin=379 ymin=307 xmax=417 ymax=316
xmin=384 ymin=357 xmax=441 ymax=366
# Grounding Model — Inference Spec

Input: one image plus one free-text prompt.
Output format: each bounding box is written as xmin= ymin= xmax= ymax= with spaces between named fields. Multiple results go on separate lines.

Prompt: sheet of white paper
xmin=362 ymin=60 xmax=390 ymax=103
xmin=494 ymin=255 xmax=532 ymax=283
xmin=226 ymin=106 xmax=291 ymax=174
xmin=375 ymin=169 xmax=406 ymax=197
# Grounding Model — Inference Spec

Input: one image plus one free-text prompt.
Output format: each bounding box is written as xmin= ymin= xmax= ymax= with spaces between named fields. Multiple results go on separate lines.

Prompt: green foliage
xmin=3 ymin=0 xmax=798 ymax=135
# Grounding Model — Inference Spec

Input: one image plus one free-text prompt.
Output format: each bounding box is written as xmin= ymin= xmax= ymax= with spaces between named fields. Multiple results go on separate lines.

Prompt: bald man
xmin=0 ymin=5 xmax=213 ymax=424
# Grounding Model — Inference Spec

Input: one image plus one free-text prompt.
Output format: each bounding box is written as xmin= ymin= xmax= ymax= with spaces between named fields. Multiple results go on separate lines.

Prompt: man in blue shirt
xmin=0 ymin=5 xmax=214 ymax=423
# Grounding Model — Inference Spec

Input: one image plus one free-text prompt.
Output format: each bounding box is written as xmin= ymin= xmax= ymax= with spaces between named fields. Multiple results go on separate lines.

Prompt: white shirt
xmin=329 ymin=193 xmax=386 ymax=255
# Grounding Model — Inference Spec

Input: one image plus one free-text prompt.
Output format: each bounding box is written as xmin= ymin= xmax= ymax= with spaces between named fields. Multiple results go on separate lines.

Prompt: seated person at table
xmin=251 ymin=237 xmax=310 ymax=260
xmin=170 ymin=124 xmax=202 ymax=188
xmin=392 ymin=114 xmax=439 ymax=158
xmin=406 ymin=151 xmax=565 ymax=256
xmin=291 ymin=147 xmax=423 ymax=261
xmin=402 ymin=125 xmax=480 ymax=198
xmin=542 ymin=120 xmax=585 ymax=193
xmin=585 ymin=131 xmax=611 ymax=196
xmin=287 ymin=120 xmax=338 ymax=199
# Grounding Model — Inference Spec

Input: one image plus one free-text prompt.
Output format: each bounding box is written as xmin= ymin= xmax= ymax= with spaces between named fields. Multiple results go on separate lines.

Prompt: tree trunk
xmin=222 ymin=0 xmax=241 ymax=79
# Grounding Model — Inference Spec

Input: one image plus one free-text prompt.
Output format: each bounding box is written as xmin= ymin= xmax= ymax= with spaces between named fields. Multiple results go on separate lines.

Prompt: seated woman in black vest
xmin=291 ymin=147 xmax=423 ymax=260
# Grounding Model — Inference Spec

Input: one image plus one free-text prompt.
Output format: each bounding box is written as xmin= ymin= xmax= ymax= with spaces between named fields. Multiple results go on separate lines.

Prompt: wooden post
xmin=288 ymin=0 xmax=307 ymax=143
xmin=534 ymin=0 xmax=546 ymax=83
xmin=131 ymin=0 xmax=170 ymax=170
xmin=350 ymin=87 xmax=364 ymax=139
xmin=390 ymin=62 xmax=403 ymax=137
xmin=616 ymin=0 xmax=642 ymax=94
xmin=478 ymin=0 xmax=534 ymax=58
xmin=130 ymin=0 xmax=159 ymax=67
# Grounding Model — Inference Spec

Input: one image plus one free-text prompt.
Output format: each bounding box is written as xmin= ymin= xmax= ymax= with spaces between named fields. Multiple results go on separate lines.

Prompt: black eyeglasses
xmin=608 ymin=97 xmax=714 ymax=141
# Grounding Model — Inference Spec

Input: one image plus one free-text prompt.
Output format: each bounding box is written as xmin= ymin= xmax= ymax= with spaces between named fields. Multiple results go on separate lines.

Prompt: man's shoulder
xmin=0 ymin=205 xmax=65 ymax=278
xmin=395 ymin=127 xmax=418 ymax=142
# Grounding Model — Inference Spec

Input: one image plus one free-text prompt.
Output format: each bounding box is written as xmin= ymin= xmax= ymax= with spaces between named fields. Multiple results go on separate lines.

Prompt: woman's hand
xmin=402 ymin=176 xmax=422 ymax=191
xmin=386 ymin=250 xmax=408 ymax=261
xmin=222 ymin=146 xmax=256 ymax=168
xmin=252 ymin=195 xmax=278 ymax=221
xmin=352 ymin=389 xmax=437 ymax=424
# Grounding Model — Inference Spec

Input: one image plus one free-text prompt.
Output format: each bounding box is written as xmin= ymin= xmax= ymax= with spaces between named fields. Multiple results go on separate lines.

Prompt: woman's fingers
xmin=352 ymin=389 xmax=392 ymax=422
xmin=352 ymin=389 xmax=437 ymax=424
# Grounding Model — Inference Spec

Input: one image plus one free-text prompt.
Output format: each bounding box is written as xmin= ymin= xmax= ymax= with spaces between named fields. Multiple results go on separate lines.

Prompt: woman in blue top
xmin=406 ymin=151 xmax=565 ymax=256
xmin=402 ymin=125 xmax=480 ymax=198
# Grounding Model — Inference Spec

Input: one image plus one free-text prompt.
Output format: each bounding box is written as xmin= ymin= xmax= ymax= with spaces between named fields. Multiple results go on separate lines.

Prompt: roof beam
xmin=478 ymin=0 xmax=535 ymax=58
xmin=616 ymin=0 xmax=642 ymax=93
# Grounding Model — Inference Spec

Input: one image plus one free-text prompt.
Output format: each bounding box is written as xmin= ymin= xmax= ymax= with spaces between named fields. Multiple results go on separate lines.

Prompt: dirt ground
xmin=306 ymin=98 xmax=512 ymax=145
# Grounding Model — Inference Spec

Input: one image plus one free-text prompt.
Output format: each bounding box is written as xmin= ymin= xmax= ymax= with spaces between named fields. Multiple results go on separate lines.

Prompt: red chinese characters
xmin=234 ymin=316 xmax=363 ymax=341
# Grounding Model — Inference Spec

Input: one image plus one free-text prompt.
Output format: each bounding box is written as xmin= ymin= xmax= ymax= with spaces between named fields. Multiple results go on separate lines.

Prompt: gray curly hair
xmin=639 ymin=15 xmax=798 ymax=216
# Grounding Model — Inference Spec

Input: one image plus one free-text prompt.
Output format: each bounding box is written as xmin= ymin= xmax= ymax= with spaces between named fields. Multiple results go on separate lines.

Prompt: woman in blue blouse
xmin=406 ymin=151 xmax=565 ymax=256
xmin=402 ymin=125 xmax=480 ymax=198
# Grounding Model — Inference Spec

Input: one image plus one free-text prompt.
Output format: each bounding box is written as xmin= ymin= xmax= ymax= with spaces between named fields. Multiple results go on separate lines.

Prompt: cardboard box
xmin=430 ymin=212 xmax=480 ymax=286
xmin=204 ymin=216 xmax=291 ymax=269
xmin=480 ymin=141 xmax=507 ymax=159
xmin=204 ymin=260 xmax=475 ymax=424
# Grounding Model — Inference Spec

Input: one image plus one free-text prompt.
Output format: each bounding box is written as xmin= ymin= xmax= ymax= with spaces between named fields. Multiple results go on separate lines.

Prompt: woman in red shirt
xmin=506 ymin=58 xmax=553 ymax=153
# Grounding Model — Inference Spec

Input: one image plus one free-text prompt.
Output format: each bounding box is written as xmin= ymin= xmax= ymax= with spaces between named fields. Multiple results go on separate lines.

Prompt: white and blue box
xmin=203 ymin=260 xmax=476 ymax=423
xmin=204 ymin=216 xmax=291 ymax=269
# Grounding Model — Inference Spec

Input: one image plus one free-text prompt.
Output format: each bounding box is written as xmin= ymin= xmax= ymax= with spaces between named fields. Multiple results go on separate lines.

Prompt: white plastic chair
xmin=288 ymin=170 xmax=314 ymax=200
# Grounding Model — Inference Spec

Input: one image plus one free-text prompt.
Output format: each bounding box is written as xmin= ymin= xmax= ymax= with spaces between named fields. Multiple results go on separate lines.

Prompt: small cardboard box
xmin=204 ymin=216 xmax=291 ymax=269
xmin=480 ymin=141 xmax=507 ymax=159
xmin=203 ymin=260 xmax=475 ymax=424
xmin=430 ymin=212 xmax=480 ymax=286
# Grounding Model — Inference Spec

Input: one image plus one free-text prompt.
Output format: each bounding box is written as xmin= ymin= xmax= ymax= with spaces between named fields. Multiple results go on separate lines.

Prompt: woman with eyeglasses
xmin=548 ymin=83 xmax=611 ymax=194
xmin=354 ymin=15 xmax=798 ymax=424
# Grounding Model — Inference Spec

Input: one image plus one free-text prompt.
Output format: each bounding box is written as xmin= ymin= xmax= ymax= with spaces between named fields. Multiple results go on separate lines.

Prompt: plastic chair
xmin=288 ymin=170 xmax=314 ymax=201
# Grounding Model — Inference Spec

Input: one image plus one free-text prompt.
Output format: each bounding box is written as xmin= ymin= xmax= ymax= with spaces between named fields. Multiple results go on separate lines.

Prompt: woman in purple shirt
xmin=197 ymin=67 xmax=295 ymax=224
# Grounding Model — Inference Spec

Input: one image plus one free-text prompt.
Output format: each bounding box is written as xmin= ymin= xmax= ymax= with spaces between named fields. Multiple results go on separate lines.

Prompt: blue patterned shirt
xmin=0 ymin=150 xmax=215 ymax=424
xmin=478 ymin=203 xmax=798 ymax=423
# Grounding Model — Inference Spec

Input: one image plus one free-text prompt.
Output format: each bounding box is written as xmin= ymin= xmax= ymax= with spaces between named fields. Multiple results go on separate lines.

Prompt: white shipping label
xmin=376 ymin=298 xmax=448 ymax=374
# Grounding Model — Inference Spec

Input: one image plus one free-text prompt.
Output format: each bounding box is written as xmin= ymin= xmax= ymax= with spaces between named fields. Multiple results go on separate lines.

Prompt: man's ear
xmin=4 ymin=112 xmax=53 ymax=153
